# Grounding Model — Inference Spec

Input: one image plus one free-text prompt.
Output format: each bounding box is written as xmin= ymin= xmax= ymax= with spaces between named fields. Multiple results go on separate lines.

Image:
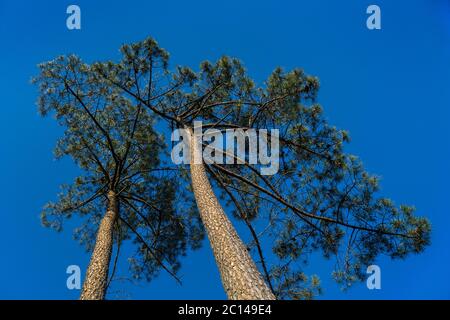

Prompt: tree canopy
xmin=34 ymin=37 xmax=431 ymax=299
xmin=33 ymin=54 xmax=204 ymax=289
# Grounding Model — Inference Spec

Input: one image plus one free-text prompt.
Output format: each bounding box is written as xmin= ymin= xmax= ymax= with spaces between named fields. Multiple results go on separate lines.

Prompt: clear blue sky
xmin=0 ymin=0 xmax=449 ymax=299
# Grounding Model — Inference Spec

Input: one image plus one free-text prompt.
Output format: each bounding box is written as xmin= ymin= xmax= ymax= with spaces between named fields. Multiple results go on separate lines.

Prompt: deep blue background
xmin=0 ymin=0 xmax=449 ymax=299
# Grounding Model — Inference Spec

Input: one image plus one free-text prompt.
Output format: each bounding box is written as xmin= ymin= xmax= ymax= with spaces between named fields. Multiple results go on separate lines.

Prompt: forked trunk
xmin=80 ymin=190 xmax=118 ymax=300
xmin=187 ymin=128 xmax=275 ymax=300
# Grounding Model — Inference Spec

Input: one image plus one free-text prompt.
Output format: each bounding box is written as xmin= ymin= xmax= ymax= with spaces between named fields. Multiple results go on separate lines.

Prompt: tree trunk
xmin=80 ymin=190 xmax=118 ymax=300
xmin=187 ymin=128 xmax=275 ymax=300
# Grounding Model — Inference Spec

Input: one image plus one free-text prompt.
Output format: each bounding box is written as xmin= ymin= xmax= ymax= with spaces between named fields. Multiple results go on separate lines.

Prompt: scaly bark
xmin=187 ymin=128 xmax=275 ymax=300
xmin=80 ymin=190 xmax=118 ymax=300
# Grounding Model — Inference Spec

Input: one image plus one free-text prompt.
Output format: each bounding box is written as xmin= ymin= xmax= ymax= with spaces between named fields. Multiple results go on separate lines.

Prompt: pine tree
xmin=33 ymin=55 xmax=204 ymax=299
xmin=41 ymin=37 xmax=431 ymax=300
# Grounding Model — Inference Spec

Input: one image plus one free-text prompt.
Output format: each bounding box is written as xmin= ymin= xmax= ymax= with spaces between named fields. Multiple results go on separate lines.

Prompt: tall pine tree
xmin=38 ymin=37 xmax=431 ymax=299
xmin=33 ymin=55 xmax=203 ymax=299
